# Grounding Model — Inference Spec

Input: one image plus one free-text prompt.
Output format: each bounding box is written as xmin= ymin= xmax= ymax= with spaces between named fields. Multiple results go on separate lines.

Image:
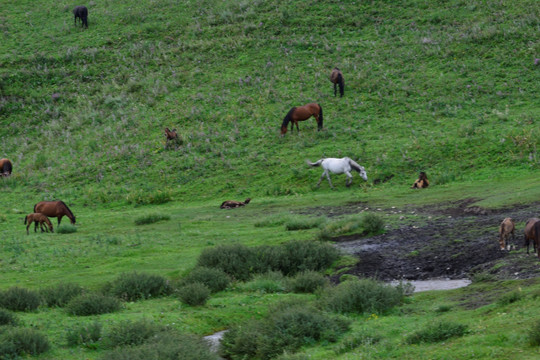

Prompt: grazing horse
xmin=0 ymin=158 xmax=12 ymax=177
xmin=498 ymin=217 xmax=516 ymax=250
xmin=307 ymin=157 xmax=367 ymax=188
xmin=330 ymin=68 xmax=345 ymax=97
xmin=220 ymin=198 xmax=251 ymax=209
xmin=280 ymin=103 xmax=323 ymax=135
xmin=34 ymin=201 xmax=76 ymax=226
xmin=24 ymin=213 xmax=54 ymax=235
xmin=524 ymin=218 xmax=540 ymax=256
xmin=411 ymin=171 xmax=429 ymax=189
xmin=73 ymin=6 xmax=88 ymax=28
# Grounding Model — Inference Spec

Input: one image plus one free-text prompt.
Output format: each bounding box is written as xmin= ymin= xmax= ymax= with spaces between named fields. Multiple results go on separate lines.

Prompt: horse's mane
xmin=347 ymin=158 xmax=363 ymax=173
xmin=59 ymin=201 xmax=76 ymax=222
xmin=281 ymin=107 xmax=296 ymax=128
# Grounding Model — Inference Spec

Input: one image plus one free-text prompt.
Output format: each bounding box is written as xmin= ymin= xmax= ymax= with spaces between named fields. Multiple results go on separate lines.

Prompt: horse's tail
xmin=281 ymin=107 xmax=296 ymax=132
xmin=337 ymin=73 xmax=344 ymax=96
xmin=317 ymin=104 xmax=323 ymax=130
xmin=306 ymin=159 xmax=324 ymax=167
xmin=2 ymin=160 xmax=12 ymax=174
xmin=60 ymin=201 xmax=76 ymax=224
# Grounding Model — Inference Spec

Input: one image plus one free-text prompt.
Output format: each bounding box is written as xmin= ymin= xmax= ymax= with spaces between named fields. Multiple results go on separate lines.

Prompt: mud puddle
xmin=391 ymin=279 xmax=471 ymax=293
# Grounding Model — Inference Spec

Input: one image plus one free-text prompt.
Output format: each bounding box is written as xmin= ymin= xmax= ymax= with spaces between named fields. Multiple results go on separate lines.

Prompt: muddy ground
xmin=304 ymin=199 xmax=540 ymax=282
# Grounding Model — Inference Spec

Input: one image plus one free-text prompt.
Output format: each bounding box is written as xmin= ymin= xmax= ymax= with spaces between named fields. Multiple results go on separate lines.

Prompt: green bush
xmin=57 ymin=224 xmax=78 ymax=234
xmin=527 ymin=319 xmax=540 ymax=346
xmin=0 ymin=287 xmax=41 ymax=312
xmin=104 ymin=319 xmax=167 ymax=348
xmin=177 ymin=283 xmax=210 ymax=306
xmin=66 ymin=293 xmax=121 ymax=316
xmin=335 ymin=331 xmax=382 ymax=354
xmin=284 ymin=216 xmax=324 ymax=231
xmin=0 ymin=308 xmax=19 ymax=326
xmin=0 ymin=327 xmax=50 ymax=356
xmin=66 ymin=321 xmax=102 ymax=348
xmin=360 ymin=213 xmax=385 ymax=235
xmin=105 ymin=272 xmax=172 ymax=301
xmin=275 ymin=240 xmax=340 ymax=276
xmin=254 ymin=213 xmax=288 ymax=228
xmin=287 ymin=271 xmax=328 ymax=293
xmin=242 ymin=272 xmax=286 ymax=293
xmin=497 ymin=290 xmax=523 ymax=306
xmin=134 ymin=213 xmax=171 ymax=225
xmin=181 ymin=267 xmax=230 ymax=293
xmin=197 ymin=244 xmax=256 ymax=281
xmin=126 ymin=189 xmax=172 ymax=205
xmin=321 ymin=278 xmax=404 ymax=314
xmin=40 ymin=282 xmax=83 ymax=307
xmin=406 ymin=321 xmax=468 ymax=344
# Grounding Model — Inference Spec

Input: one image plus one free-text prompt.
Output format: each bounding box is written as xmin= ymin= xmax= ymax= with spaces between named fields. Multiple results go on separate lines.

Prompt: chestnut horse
xmin=220 ymin=198 xmax=251 ymax=209
xmin=280 ymin=103 xmax=323 ymax=135
xmin=24 ymin=213 xmax=54 ymax=235
xmin=330 ymin=68 xmax=344 ymax=97
xmin=0 ymin=158 xmax=12 ymax=177
xmin=524 ymin=218 xmax=540 ymax=257
xmin=498 ymin=217 xmax=515 ymax=250
xmin=34 ymin=201 xmax=76 ymax=225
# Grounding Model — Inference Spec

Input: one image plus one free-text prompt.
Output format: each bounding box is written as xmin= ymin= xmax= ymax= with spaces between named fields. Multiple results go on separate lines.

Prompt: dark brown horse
xmin=330 ymin=68 xmax=345 ymax=97
xmin=24 ymin=213 xmax=54 ymax=235
xmin=34 ymin=201 xmax=76 ymax=225
xmin=73 ymin=6 xmax=88 ymax=28
xmin=411 ymin=171 xmax=429 ymax=189
xmin=524 ymin=218 xmax=540 ymax=256
xmin=0 ymin=158 xmax=12 ymax=177
xmin=280 ymin=103 xmax=323 ymax=136
xmin=220 ymin=198 xmax=251 ymax=209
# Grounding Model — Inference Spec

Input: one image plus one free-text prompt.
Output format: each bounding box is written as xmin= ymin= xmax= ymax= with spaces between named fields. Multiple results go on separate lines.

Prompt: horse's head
xmin=280 ymin=126 xmax=288 ymax=136
xmin=359 ymin=167 xmax=368 ymax=181
xmin=244 ymin=198 xmax=251 ymax=204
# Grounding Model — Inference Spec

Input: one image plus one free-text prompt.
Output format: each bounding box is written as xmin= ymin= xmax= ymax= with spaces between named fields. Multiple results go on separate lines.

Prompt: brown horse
xmin=411 ymin=171 xmax=429 ymax=189
xmin=0 ymin=158 xmax=12 ymax=177
xmin=330 ymin=68 xmax=344 ymax=97
xmin=280 ymin=103 xmax=323 ymax=135
xmin=524 ymin=218 xmax=540 ymax=256
xmin=498 ymin=217 xmax=515 ymax=250
xmin=24 ymin=213 xmax=54 ymax=235
xmin=34 ymin=201 xmax=76 ymax=225
xmin=220 ymin=198 xmax=251 ymax=209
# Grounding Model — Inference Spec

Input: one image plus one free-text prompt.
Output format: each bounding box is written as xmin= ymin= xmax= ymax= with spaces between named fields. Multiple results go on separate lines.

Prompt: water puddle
xmin=204 ymin=330 xmax=227 ymax=354
xmin=393 ymin=279 xmax=471 ymax=293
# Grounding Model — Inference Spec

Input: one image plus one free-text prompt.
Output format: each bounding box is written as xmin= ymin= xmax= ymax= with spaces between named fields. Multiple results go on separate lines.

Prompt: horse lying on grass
xmin=24 ymin=213 xmax=54 ymax=235
xmin=411 ymin=171 xmax=429 ymax=189
xmin=220 ymin=198 xmax=251 ymax=209
xmin=498 ymin=217 xmax=515 ymax=250
xmin=307 ymin=157 xmax=367 ymax=188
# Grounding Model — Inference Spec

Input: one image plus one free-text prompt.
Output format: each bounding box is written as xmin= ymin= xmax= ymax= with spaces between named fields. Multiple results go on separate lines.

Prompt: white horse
xmin=306 ymin=157 xmax=367 ymax=188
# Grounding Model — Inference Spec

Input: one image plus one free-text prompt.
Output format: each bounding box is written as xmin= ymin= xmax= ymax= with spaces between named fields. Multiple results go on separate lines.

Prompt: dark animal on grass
xmin=24 ymin=213 xmax=54 ymax=235
xmin=307 ymin=157 xmax=367 ymax=188
xmin=73 ymin=6 xmax=88 ymax=28
xmin=524 ymin=218 xmax=540 ymax=257
xmin=330 ymin=67 xmax=345 ymax=97
xmin=34 ymin=201 xmax=76 ymax=226
xmin=164 ymin=127 xmax=181 ymax=148
xmin=0 ymin=158 xmax=12 ymax=177
xmin=498 ymin=217 xmax=515 ymax=251
xmin=220 ymin=198 xmax=251 ymax=209
xmin=280 ymin=103 xmax=323 ymax=136
xmin=411 ymin=171 xmax=429 ymax=189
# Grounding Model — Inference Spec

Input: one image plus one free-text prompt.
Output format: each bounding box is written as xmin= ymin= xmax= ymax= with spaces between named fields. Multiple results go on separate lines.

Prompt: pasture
xmin=1 ymin=0 xmax=540 ymax=358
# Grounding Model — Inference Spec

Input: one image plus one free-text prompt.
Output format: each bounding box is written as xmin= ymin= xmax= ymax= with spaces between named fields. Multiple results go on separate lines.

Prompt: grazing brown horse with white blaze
xmin=280 ymin=103 xmax=323 ymax=135
xmin=498 ymin=217 xmax=515 ymax=250
xmin=0 ymin=158 xmax=12 ymax=177
xmin=24 ymin=213 xmax=54 ymax=235
xmin=307 ymin=157 xmax=367 ymax=188
xmin=330 ymin=68 xmax=344 ymax=97
xmin=524 ymin=218 xmax=540 ymax=257
xmin=34 ymin=201 xmax=76 ymax=226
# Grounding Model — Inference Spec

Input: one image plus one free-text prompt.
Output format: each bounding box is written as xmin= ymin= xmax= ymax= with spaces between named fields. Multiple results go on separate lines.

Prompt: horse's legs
xmin=26 ymin=221 xmax=31 ymax=235
xmin=34 ymin=221 xmax=38 ymax=233
xmin=334 ymin=83 xmax=337 ymax=97
xmin=317 ymin=171 xmax=325 ymax=187
xmin=325 ymin=171 xmax=333 ymax=188
xmin=345 ymin=171 xmax=353 ymax=187
xmin=58 ymin=216 xmax=62 ymax=226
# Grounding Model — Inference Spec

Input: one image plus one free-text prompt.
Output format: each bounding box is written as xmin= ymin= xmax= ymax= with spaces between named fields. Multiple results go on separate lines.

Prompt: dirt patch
xmin=325 ymin=200 xmax=540 ymax=282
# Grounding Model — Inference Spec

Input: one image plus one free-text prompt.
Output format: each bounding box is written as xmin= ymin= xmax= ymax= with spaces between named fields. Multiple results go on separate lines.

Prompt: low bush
xmin=0 ymin=308 xmax=19 ymax=326
xmin=321 ymin=278 xmax=404 ymax=314
xmin=134 ymin=213 xmax=170 ymax=225
xmin=242 ymin=271 xmax=286 ymax=293
xmin=361 ymin=213 xmax=385 ymax=235
xmin=527 ymin=319 xmax=540 ymax=346
xmin=0 ymin=327 xmax=50 ymax=356
xmin=0 ymin=287 xmax=41 ymax=312
xmin=497 ymin=290 xmax=523 ymax=306
xmin=285 ymin=216 xmax=324 ymax=231
xmin=181 ymin=267 xmax=230 ymax=293
xmin=317 ymin=215 xmax=364 ymax=240
xmin=125 ymin=189 xmax=172 ymax=205
xmin=287 ymin=271 xmax=328 ymax=293
xmin=177 ymin=283 xmax=210 ymax=306
xmin=66 ymin=321 xmax=102 ymax=348
xmin=197 ymin=244 xmax=256 ymax=281
xmin=40 ymin=282 xmax=83 ymax=307
xmin=405 ymin=321 xmax=468 ymax=344
xmin=254 ymin=213 xmax=288 ymax=228
xmin=105 ymin=272 xmax=172 ymax=301
xmin=66 ymin=293 xmax=121 ymax=316
xmin=276 ymin=240 xmax=340 ymax=276
xmin=57 ymin=224 xmax=78 ymax=234
xmin=104 ymin=319 xmax=167 ymax=348
xmin=335 ymin=331 xmax=382 ymax=354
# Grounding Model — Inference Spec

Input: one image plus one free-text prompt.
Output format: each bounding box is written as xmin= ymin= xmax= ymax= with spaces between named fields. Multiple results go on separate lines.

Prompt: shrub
xmin=104 ymin=319 xmax=167 ymax=348
xmin=322 ymin=278 xmax=404 ymax=314
xmin=125 ymin=189 xmax=172 ymax=205
xmin=435 ymin=305 xmax=453 ymax=313
xmin=0 ymin=287 xmax=41 ymax=312
xmin=57 ymin=224 xmax=78 ymax=234
xmin=134 ymin=213 xmax=170 ymax=225
xmin=287 ymin=271 xmax=328 ymax=293
xmin=66 ymin=293 xmax=121 ymax=316
xmin=197 ymin=244 xmax=256 ymax=281
xmin=254 ymin=213 xmax=288 ymax=228
xmin=66 ymin=321 xmax=102 ymax=348
xmin=528 ymin=319 xmax=540 ymax=346
xmin=361 ymin=213 xmax=385 ymax=235
xmin=177 ymin=283 xmax=210 ymax=306
xmin=105 ymin=272 xmax=172 ymax=301
xmin=275 ymin=240 xmax=340 ymax=276
xmin=497 ymin=290 xmax=523 ymax=306
xmin=242 ymin=271 xmax=286 ymax=293
xmin=0 ymin=308 xmax=19 ymax=326
xmin=181 ymin=267 xmax=230 ymax=293
xmin=0 ymin=327 xmax=50 ymax=356
xmin=285 ymin=216 xmax=324 ymax=231
xmin=406 ymin=321 xmax=468 ymax=344
xmin=470 ymin=271 xmax=496 ymax=283
xmin=335 ymin=331 xmax=382 ymax=354
xmin=40 ymin=282 xmax=83 ymax=307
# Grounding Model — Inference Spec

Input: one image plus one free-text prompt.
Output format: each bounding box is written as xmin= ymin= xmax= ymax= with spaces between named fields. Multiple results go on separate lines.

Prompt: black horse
xmin=73 ymin=6 xmax=88 ymax=28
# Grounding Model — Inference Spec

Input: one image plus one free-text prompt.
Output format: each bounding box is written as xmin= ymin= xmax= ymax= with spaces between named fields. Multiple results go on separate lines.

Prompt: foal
xmin=498 ymin=217 xmax=515 ymax=250
xmin=24 ymin=213 xmax=54 ymax=235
